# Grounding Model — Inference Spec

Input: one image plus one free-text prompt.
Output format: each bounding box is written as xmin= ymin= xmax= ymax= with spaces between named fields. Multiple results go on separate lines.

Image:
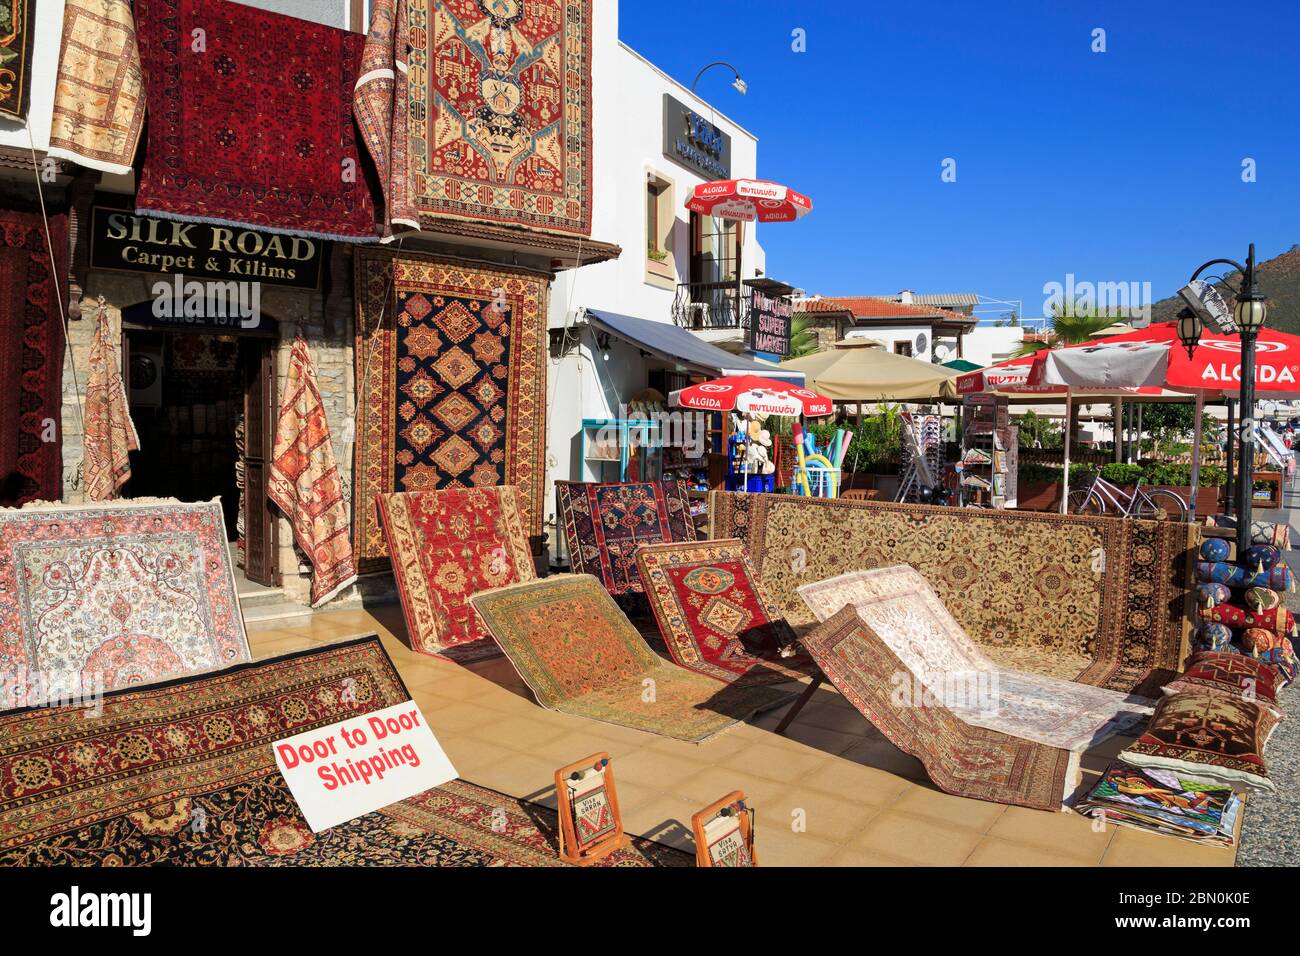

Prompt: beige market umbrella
xmin=780 ymin=339 xmax=960 ymax=401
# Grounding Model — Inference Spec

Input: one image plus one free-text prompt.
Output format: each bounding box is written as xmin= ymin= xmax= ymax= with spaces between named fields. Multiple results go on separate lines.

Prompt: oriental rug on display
xmin=0 ymin=637 xmax=687 ymax=866
xmin=377 ymin=486 xmax=536 ymax=661
xmin=0 ymin=498 xmax=250 ymax=710
xmin=133 ymin=0 xmax=377 ymax=241
xmin=353 ymin=248 xmax=548 ymax=564
xmin=710 ymin=491 xmax=1196 ymax=696
xmin=354 ymin=0 xmax=594 ymax=237
xmin=0 ymin=0 xmax=36 ymax=120
xmin=471 ymin=575 xmax=793 ymax=743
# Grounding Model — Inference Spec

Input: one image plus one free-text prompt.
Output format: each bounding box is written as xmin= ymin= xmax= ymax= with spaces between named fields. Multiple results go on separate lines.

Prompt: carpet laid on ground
xmin=798 ymin=566 xmax=1152 ymax=751
xmin=133 ymin=0 xmax=376 ymax=240
xmin=636 ymin=538 xmax=818 ymax=685
xmin=354 ymin=0 xmax=594 ymax=237
xmin=0 ymin=208 xmax=66 ymax=507
xmin=710 ymin=491 xmax=1197 ymax=696
xmin=0 ymin=637 xmax=687 ymax=866
xmin=471 ymin=575 xmax=794 ymax=743
xmin=0 ymin=498 xmax=250 ymax=710
xmin=353 ymin=249 xmax=548 ymax=564
xmin=557 ymin=479 xmax=697 ymax=595
xmin=378 ymin=486 xmax=536 ymax=662
xmin=801 ymin=606 xmax=1078 ymax=812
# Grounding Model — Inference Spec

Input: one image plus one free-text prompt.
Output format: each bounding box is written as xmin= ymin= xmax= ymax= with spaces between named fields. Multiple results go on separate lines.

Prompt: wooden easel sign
xmin=691 ymin=791 xmax=757 ymax=867
xmin=555 ymin=752 xmax=629 ymax=865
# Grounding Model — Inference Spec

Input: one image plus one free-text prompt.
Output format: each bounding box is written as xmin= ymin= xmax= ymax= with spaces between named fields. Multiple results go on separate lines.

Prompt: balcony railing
xmin=672 ymin=280 xmax=745 ymax=331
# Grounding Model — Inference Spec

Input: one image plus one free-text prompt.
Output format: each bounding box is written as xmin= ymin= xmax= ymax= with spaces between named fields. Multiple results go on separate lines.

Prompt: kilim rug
xmin=801 ymin=606 xmax=1079 ymax=812
xmin=710 ymin=491 xmax=1198 ymax=696
xmin=354 ymin=0 xmax=594 ymax=237
xmin=377 ymin=486 xmax=536 ymax=662
xmin=0 ymin=637 xmax=688 ymax=866
xmin=470 ymin=575 xmax=794 ymax=743
xmin=0 ymin=208 xmax=67 ymax=507
xmin=0 ymin=0 xmax=35 ymax=119
xmin=0 ymin=498 xmax=250 ymax=710
xmin=133 ymin=0 xmax=377 ymax=241
xmin=46 ymin=0 xmax=146 ymax=174
xmin=557 ymin=479 xmax=697 ymax=596
xmin=636 ymin=539 xmax=819 ymax=686
xmin=81 ymin=297 xmax=140 ymax=502
xmin=797 ymin=566 xmax=1152 ymax=751
xmin=268 ymin=337 xmax=357 ymax=607
xmin=353 ymin=248 xmax=548 ymax=563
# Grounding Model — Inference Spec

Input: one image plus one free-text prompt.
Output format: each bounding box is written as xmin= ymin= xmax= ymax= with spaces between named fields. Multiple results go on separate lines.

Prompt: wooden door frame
xmin=242 ymin=337 xmax=280 ymax=587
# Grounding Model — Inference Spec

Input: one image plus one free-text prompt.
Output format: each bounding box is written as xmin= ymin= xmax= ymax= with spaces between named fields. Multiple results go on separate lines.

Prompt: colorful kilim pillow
xmin=1120 ymin=692 xmax=1281 ymax=792
xmin=1242 ymin=629 xmax=1297 ymax=686
xmin=1242 ymin=545 xmax=1281 ymax=571
xmin=1243 ymin=587 xmax=1282 ymax=613
xmin=470 ymin=575 xmax=793 ymax=743
xmin=1206 ymin=515 xmax=1290 ymax=548
xmin=1163 ymin=651 xmax=1282 ymax=714
xmin=1199 ymin=538 xmax=1231 ymax=562
xmin=635 ymin=539 xmax=817 ymax=685
xmin=1195 ymin=560 xmax=1293 ymax=591
xmin=377 ymin=487 xmax=536 ymax=661
xmin=1198 ymin=603 xmax=1294 ymax=635
xmin=1197 ymin=583 xmax=1232 ymax=609
xmin=556 ymin=479 xmax=697 ymax=595
xmin=1193 ymin=623 xmax=1234 ymax=653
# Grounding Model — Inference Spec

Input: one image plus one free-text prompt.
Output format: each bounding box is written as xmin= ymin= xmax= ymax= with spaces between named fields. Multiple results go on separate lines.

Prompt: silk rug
xmin=0 ymin=0 xmax=35 ymax=119
xmin=353 ymin=249 xmax=548 ymax=563
xmin=471 ymin=575 xmax=794 ymax=743
xmin=801 ymin=606 xmax=1079 ymax=812
xmin=0 ymin=636 xmax=688 ymax=866
xmin=268 ymin=337 xmax=357 ymax=607
xmin=46 ymin=0 xmax=146 ymax=174
xmin=710 ymin=491 xmax=1197 ymax=696
xmin=557 ymin=479 xmax=697 ymax=596
xmin=81 ymin=297 xmax=140 ymax=502
xmin=133 ymin=0 xmax=376 ymax=241
xmin=0 ymin=498 xmax=250 ymax=710
xmin=0 ymin=208 xmax=67 ymax=507
xmin=377 ymin=486 xmax=536 ymax=662
xmin=636 ymin=539 xmax=818 ymax=686
xmin=798 ymin=566 xmax=1152 ymax=751
xmin=355 ymin=0 xmax=593 ymax=237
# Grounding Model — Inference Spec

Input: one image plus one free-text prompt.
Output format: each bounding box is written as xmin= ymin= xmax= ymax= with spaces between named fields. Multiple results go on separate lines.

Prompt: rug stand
xmin=554 ymin=752 xmax=630 ymax=866
xmin=691 ymin=791 xmax=757 ymax=867
xmin=774 ymin=675 xmax=825 ymax=735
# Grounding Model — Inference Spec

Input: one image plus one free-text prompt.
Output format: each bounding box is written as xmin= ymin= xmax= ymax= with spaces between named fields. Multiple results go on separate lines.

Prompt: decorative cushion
xmin=1244 ymin=586 xmax=1282 ymax=613
xmin=1195 ymin=560 xmax=1293 ymax=591
xmin=1199 ymin=603 xmax=1295 ymax=635
xmin=1193 ymin=623 xmax=1234 ymax=652
xmin=1120 ymin=692 xmax=1281 ymax=792
xmin=1197 ymin=583 xmax=1231 ymax=609
xmin=1242 ymin=630 xmax=1297 ymax=687
xmin=1199 ymin=538 xmax=1231 ymax=562
xmin=1206 ymin=515 xmax=1290 ymax=548
xmin=1242 ymin=544 xmax=1281 ymax=571
xmin=1164 ymin=651 xmax=1281 ymax=714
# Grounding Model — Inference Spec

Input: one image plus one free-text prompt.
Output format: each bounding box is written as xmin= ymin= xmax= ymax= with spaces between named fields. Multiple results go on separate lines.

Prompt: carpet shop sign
xmin=90 ymin=206 xmax=324 ymax=291
xmin=274 ymin=700 xmax=457 ymax=832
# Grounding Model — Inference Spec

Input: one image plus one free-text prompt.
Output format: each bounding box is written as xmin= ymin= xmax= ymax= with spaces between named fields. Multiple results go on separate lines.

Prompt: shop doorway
xmin=122 ymin=321 xmax=280 ymax=587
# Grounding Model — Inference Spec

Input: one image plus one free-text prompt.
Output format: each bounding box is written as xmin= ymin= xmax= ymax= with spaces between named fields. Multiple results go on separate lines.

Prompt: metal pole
xmin=1235 ymin=245 xmax=1259 ymax=555
xmin=1060 ymin=391 xmax=1072 ymax=515
xmin=1189 ymin=391 xmax=1204 ymax=523
xmin=1225 ymin=400 xmax=1235 ymax=516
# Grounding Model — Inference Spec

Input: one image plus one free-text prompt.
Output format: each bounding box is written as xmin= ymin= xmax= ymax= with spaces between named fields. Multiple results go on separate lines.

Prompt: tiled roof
xmin=792 ymin=298 xmax=855 ymax=315
xmin=819 ymin=296 xmax=977 ymax=325
xmin=871 ymin=293 xmax=981 ymax=308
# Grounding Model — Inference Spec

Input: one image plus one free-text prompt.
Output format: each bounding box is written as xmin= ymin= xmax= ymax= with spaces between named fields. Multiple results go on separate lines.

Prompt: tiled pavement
xmin=247 ymin=602 xmax=1238 ymax=867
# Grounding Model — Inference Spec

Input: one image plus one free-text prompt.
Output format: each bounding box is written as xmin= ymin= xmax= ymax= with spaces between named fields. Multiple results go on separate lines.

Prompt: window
xmin=645 ymin=172 xmax=676 ymax=289
xmin=894 ymin=341 xmax=913 ymax=357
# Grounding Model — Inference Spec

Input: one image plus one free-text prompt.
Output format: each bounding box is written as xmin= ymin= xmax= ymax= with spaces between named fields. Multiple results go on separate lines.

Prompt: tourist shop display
xmin=469 ymin=575 xmax=793 ymax=743
xmin=691 ymin=792 xmax=756 ymax=867
xmin=554 ymin=753 xmax=629 ymax=865
xmin=81 ymin=298 xmax=140 ymax=502
xmin=1076 ymin=764 xmax=1242 ymax=846
xmin=1161 ymin=651 xmax=1283 ymax=715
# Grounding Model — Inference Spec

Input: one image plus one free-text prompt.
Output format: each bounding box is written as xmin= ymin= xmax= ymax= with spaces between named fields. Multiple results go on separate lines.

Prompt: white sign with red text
xmin=273 ymin=700 xmax=457 ymax=832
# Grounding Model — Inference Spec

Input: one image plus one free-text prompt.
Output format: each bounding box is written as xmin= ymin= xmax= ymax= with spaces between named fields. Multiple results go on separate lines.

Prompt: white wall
xmin=0 ymin=0 xmax=65 ymax=151
xmin=543 ymin=8 xmax=766 ymax=549
xmin=961 ymin=326 xmax=1025 ymax=366
xmin=844 ymin=325 xmax=934 ymax=362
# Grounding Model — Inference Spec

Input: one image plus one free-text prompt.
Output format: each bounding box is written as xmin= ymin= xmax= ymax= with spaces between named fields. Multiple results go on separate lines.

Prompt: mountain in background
xmin=1149 ymin=245 xmax=1300 ymax=335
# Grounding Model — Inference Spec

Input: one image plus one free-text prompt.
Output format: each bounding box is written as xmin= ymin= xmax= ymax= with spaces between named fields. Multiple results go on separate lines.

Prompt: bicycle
xmin=1067 ymin=476 xmax=1189 ymax=521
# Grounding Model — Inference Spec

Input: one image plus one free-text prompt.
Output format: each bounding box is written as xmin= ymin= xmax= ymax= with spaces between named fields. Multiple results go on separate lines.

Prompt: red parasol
xmin=670 ymin=375 xmax=833 ymax=417
xmin=685 ymin=179 xmax=813 ymax=223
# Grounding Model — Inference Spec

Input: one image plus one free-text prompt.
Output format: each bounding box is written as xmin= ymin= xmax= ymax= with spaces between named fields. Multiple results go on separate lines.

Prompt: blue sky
xmin=619 ymin=0 xmax=1300 ymax=322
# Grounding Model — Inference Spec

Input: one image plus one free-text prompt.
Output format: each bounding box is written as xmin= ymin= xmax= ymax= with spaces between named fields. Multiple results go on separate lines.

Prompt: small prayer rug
xmin=0 ymin=0 xmax=35 ymax=119
xmin=81 ymin=299 xmax=140 ymax=502
xmin=0 ymin=637 xmax=688 ymax=866
xmin=557 ymin=479 xmax=697 ymax=595
xmin=471 ymin=575 xmax=794 ymax=743
xmin=377 ymin=486 xmax=536 ymax=662
xmin=801 ymin=606 xmax=1078 ymax=812
xmin=637 ymin=539 xmax=817 ymax=685
xmin=0 ymin=498 xmax=250 ymax=710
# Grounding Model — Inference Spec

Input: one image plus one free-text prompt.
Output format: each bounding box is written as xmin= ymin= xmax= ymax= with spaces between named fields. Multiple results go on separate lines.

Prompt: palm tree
xmin=1013 ymin=305 xmax=1117 ymax=358
xmin=786 ymin=315 xmax=821 ymax=358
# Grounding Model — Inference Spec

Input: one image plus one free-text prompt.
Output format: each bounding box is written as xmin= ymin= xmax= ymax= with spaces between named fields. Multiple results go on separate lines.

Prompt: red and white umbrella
xmin=670 ymin=375 xmax=833 ymax=417
xmin=685 ymin=179 xmax=812 ymax=223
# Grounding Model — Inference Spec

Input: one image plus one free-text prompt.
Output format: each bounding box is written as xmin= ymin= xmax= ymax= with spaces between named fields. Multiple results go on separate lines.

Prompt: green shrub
xmin=1100 ymin=462 xmax=1144 ymax=485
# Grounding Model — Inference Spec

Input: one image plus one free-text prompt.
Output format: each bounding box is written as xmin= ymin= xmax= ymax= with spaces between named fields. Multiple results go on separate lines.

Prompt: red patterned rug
xmin=134 ymin=0 xmax=376 ymax=241
xmin=556 ymin=479 xmax=697 ymax=595
xmin=378 ymin=486 xmax=536 ymax=661
xmin=0 ymin=498 xmax=250 ymax=709
xmin=0 ymin=207 xmax=67 ymax=507
xmin=353 ymin=249 xmax=548 ymax=564
xmin=636 ymin=539 xmax=818 ymax=685
xmin=355 ymin=0 xmax=593 ymax=237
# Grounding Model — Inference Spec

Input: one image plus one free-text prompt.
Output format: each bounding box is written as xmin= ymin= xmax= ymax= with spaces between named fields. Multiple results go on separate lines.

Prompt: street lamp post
xmin=1178 ymin=244 xmax=1268 ymax=556
xmin=691 ymin=61 xmax=747 ymax=96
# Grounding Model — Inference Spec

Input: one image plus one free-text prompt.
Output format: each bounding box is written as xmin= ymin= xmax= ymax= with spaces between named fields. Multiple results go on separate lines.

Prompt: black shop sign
xmin=90 ymin=206 xmax=324 ymax=291
xmin=663 ymin=94 xmax=731 ymax=180
xmin=748 ymin=289 xmax=793 ymax=356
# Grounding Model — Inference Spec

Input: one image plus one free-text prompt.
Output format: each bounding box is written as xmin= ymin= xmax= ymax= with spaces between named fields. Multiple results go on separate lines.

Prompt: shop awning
xmin=583 ymin=309 xmax=805 ymax=383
